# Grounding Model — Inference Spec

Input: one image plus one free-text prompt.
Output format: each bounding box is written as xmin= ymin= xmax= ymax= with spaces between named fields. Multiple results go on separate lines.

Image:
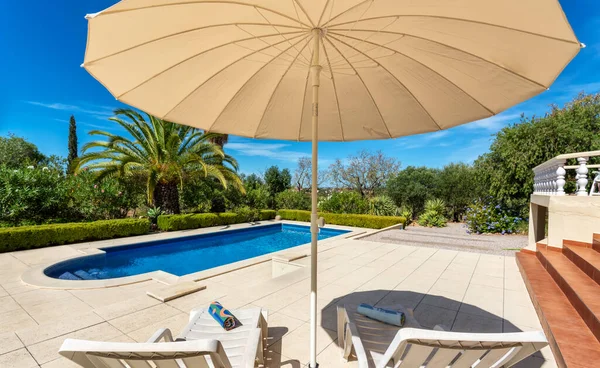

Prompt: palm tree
xmin=206 ymin=132 xmax=228 ymax=148
xmin=77 ymin=109 xmax=243 ymax=214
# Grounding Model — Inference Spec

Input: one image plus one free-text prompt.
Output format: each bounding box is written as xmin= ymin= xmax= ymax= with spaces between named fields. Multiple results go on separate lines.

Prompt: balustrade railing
xmin=533 ymin=151 xmax=600 ymax=196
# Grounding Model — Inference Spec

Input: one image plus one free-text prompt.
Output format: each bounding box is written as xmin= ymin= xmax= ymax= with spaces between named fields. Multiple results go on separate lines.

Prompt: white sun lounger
xmin=59 ymin=306 xmax=268 ymax=368
xmin=337 ymin=304 xmax=547 ymax=368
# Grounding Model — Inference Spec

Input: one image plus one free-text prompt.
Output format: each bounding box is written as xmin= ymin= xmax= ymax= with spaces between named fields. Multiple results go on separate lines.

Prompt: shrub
xmin=465 ymin=201 xmax=524 ymax=234
xmin=0 ymin=218 xmax=150 ymax=252
xmin=368 ymin=196 xmax=400 ymax=216
xmin=418 ymin=199 xmax=447 ymax=227
xmin=275 ymin=189 xmax=311 ymax=211
xmin=157 ymin=210 xmax=276 ymax=231
xmin=246 ymin=187 xmax=271 ymax=210
xmin=277 ymin=210 xmax=406 ymax=229
xmin=318 ymin=191 xmax=368 ymax=214
xmin=258 ymin=210 xmax=276 ymax=221
xmin=235 ymin=206 xmax=259 ymax=222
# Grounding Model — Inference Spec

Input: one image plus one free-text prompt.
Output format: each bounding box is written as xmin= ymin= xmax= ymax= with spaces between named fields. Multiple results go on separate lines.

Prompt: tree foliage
xmin=77 ymin=109 xmax=243 ymax=214
xmin=475 ymin=93 xmax=600 ymax=216
xmin=328 ymin=150 xmax=400 ymax=197
xmin=319 ymin=191 xmax=369 ymax=214
xmin=275 ymin=189 xmax=311 ymax=210
xmin=264 ymin=165 xmax=291 ymax=205
xmin=438 ymin=163 xmax=479 ymax=221
xmin=67 ymin=115 xmax=78 ymax=174
xmin=0 ymin=134 xmax=47 ymax=169
xmin=386 ymin=166 xmax=440 ymax=218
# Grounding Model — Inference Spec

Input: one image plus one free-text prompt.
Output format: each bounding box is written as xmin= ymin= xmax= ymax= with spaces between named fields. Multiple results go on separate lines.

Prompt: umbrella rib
xmin=329 ymin=28 xmax=550 ymax=90
xmin=326 ymin=36 xmax=441 ymax=131
xmin=317 ymin=0 xmax=331 ymax=27
xmin=322 ymin=0 xmax=372 ymax=28
xmin=202 ymin=35 xmax=311 ymax=133
xmin=84 ymin=24 xmax=304 ymax=65
xmin=115 ymin=32 xmax=306 ymax=100
xmin=291 ymin=0 xmax=315 ymax=28
xmin=253 ymin=37 xmax=312 ymax=138
xmin=324 ymin=37 xmax=394 ymax=138
xmin=329 ymin=32 xmax=496 ymax=116
xmin=253 ymin=7 xmax=312 ymax=66
xmin=328 ymin=15 xmax=581 ymax=46
xmin=321 ymin=40 xmax=346 ymax=141
xmin=97 ymin=1 xmax=312 ymax=29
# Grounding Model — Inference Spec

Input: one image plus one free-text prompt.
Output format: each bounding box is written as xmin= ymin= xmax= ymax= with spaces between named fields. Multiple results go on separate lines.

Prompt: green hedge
xmin=0 ymin=218 xmax=150 ymax=253
xmin=277 ymin=210 xmax=406 ymax=229
xmin=157 ymin=210 xmax=277 ymax=232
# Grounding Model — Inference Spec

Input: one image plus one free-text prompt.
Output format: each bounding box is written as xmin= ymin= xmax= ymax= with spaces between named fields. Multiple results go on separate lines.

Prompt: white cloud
xmin=395 ymin=130 xmax=451 ymax=149
xmin=26 ymin=101 xmax=115 ymax=120
xmin=462 ymin=113 xmax=522 ymax=131
xmin=226 ymin=142 xmax=309 ymax=162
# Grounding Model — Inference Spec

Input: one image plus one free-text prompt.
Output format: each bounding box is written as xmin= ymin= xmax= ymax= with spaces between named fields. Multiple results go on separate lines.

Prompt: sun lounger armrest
xmin=147 ymin=328 xmax=174 ymax=343
xmin=337 ymin=305 xmax=369 ymax=368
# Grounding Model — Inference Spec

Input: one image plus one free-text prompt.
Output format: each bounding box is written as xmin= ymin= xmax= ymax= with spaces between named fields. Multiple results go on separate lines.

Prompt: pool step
xmin=59 ymin=272 xmax=82 ymax=280
xmin=74 ymin=270 xmax=96 ymax=280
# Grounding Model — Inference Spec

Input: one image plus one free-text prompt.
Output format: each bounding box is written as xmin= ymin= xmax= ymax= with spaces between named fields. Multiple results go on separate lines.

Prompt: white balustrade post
xmin=556 ymin=160 xmax=566 ymax=196
xmin=576 ymin=157 xmax=589 ymax=196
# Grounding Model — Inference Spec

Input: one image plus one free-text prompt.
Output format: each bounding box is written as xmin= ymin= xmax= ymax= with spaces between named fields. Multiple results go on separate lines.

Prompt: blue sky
xmin=1 ymin=1 xmax=599 ymax=176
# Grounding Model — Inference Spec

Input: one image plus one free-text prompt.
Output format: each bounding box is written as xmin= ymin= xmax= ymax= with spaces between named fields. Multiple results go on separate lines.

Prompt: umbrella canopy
xmin=83 ymin=1 xmax=581 ymax=366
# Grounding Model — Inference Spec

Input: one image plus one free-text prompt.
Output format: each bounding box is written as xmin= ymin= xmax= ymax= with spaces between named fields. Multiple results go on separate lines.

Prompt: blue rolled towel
xmin=209 ymin=301 xmax=240 ymax=331
xmin=357 ymin=303 xmax=405 ymax=327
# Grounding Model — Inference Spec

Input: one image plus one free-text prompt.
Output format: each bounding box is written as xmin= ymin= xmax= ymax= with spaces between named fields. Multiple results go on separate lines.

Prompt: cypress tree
xmin=67 ymin=115 xmax=78 ymax=174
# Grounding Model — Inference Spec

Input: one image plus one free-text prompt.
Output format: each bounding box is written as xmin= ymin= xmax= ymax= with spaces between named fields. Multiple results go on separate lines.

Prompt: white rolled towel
xmin=357 ymin=303 xmax=405 ymax=327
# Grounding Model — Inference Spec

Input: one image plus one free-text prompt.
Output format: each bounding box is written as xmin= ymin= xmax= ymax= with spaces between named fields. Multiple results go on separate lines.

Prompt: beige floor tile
xmin=504 ymin=289 xmax=534 ymax=308
xmin=331 ymin=266 xmax=383 ymax=289
xmin=264 ymin=339 xmax=304 ymax=368
xmin=316 ymin=341 xmax=359 ymax=368
xmin=469 ymin=275 xmax=504 ymax=289
xmin=503 ymin=303 xmax=542 ymax=330
xmin=16 ymin=311 xmax=104 ymax=346
xmin=27 ymin=322 xmax=122 ymax=365
xmin=108 ymin=304 xmax=181 ymax=334
xmin=24 ymin=295 xmax=93 ymax=324
xmin=0 ymin=308 xmax=38 ymax=334
xmin=419 ymin=290 xmax=464 ymax=311
xmin=0 ymin=348 xmax=39 ymax=368
xmin=278 ymin=322 xmax=336 ymax=361
xmin=11 ymin=245 xmax=82 ymax=266
xmin=0 ymin=286 xmax=7 ymax=298
xmin=41 ymin=356 xmax=82 ymax=368
xmin=254 ymin=289 xmax=306 ymax=313
xmin=278 ymin=296 xmax=334 ymax=322
xmin=0 ymin=332 xmax=24 ymax=355
xmin=166 ymin=284 xmax=228 ymax=313
xmin=413 ymin=303 xmax=457 ymax=329
xmin=0 ymin=296 xmax=21 ymax=314
xmin=430 ymin=277 xmax=470 ymax=295
xmin=93 ymin=295 xmax=160 ymax=320
xmin=127 ymin=312 xmax=188 ymax=342
xmin=504 ymin=274 xmax=528 ymax=291
xmin=12 ymin=289 xmax=73 ymax=308
xmin=267 ymin=312 xmax=305 ymax=346
xmin=0 ymin=281 xmax=38 ymax=296
xmin=452 ymin=312 xmax=502 ymax=333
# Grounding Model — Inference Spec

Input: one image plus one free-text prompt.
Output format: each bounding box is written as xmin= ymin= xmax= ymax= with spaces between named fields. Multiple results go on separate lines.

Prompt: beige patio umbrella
xmin=83 ymin=1 xmax=581 ymax=366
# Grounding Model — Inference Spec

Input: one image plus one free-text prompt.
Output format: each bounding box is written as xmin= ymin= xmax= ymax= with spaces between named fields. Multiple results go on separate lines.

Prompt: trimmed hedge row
xmin=0 ymin=218 xmax=150 ymax=253
xmin=277 ymin=210 xmax=406 ymax=229
xmin=157 ymin=210 xmax=277 ymax=231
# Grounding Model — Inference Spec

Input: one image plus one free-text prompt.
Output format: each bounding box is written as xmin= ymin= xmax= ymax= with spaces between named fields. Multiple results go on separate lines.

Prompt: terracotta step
xmin=563 ymin=244 xmax=600 ymax=285
xmin=537 ymin=247 xmax=600 ymax=341
xmin=593 ymin=234 xmax=600 ymax=253
xmin=516 ymin=252 xmax=600 ymax=368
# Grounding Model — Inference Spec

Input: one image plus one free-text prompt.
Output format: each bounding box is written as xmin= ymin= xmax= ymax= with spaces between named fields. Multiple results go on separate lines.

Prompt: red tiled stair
xmin=516 ymin=236 xmax=600 ymax=368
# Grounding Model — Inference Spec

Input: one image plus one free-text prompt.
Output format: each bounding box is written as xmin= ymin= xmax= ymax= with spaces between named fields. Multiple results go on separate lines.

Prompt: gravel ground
xmin=361 ymin=222 xmax=528 ymax=256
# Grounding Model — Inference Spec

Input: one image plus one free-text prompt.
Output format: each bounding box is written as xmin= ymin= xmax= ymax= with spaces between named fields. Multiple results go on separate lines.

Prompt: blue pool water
xmin=45 ymin=223 xmax=349 ymax=280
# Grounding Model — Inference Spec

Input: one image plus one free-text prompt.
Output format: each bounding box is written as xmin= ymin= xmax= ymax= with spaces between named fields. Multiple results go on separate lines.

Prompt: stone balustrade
xmin=533 ymin=150 xmax=600 ymax=196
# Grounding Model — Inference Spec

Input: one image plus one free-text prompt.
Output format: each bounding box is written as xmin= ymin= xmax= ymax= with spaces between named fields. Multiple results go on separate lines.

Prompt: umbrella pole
xmin=309 ymin=28 xmax=322 ymax=368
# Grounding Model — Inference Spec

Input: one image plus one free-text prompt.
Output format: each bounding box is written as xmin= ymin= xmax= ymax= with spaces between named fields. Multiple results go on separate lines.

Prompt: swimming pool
xmin=45 ymin=223 xmax=349 ymax=281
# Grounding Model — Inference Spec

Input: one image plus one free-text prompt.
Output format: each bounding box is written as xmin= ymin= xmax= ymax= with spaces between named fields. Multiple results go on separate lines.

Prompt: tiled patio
xmin=0 ymin=234 xmax=555 ymax=367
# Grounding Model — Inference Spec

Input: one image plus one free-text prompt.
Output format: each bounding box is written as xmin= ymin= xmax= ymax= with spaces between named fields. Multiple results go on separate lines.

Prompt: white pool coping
xmin=21 ymin=220 xmax=369 ymax=290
